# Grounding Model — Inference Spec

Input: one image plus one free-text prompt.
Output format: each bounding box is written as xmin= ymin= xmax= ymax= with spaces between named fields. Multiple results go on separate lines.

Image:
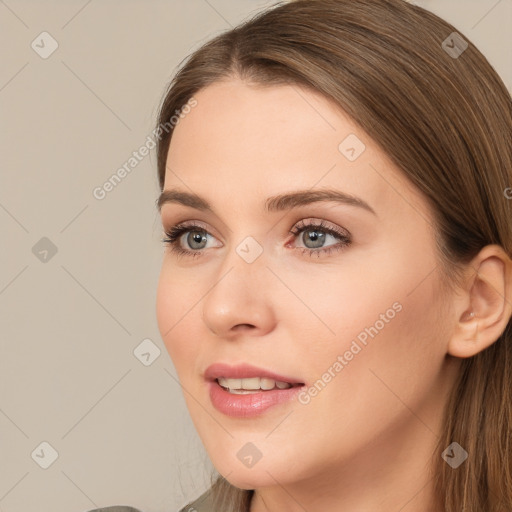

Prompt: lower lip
xmin=208 ymin=380 xmax=303 ymax=418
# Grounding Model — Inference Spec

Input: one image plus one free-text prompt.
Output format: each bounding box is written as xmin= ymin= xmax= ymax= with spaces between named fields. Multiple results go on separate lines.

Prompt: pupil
xmin=190 ymin=231 xmax=206 ymax=248
xmin=305 ymin=230 xmax=325 ymax=248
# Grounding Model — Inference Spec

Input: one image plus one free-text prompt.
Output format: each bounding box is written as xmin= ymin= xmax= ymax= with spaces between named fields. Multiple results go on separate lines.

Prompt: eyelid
xmin=289 ymin=218 xmax=351 ymax=237
xmin=163 ymin=217 xmax=349 ymax=239
xmin=164 ymin=219 xmax=222 ymax=240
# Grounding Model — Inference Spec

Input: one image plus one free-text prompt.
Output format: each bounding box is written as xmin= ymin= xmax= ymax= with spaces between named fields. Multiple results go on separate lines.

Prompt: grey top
xmin=85 ymin=508 xmax=142 ymax=512
xmin=85 ymin=489 xmax=214 ymax=512
xmin=177 ymin=489 xmax=215 ymax=511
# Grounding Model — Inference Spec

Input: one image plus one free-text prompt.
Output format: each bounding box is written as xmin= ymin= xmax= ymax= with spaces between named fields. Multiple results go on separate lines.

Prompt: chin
xmin=207 ymin=442 xmax=305 ymax=490
xmin=219 ymin=467 xmax=277 ymax=490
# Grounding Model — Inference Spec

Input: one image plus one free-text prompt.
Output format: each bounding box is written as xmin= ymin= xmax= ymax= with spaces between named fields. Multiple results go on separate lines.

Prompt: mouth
xmin=216 ymin=376 xmax=302 ymax=394
xmin=205 ymin=363 xmax=305 ymax=418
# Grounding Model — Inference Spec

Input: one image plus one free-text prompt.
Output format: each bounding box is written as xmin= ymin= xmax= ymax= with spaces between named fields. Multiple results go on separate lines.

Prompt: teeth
xmin=217 ymin=377 xmax=293 ymax=392
xmin=260 ymin=378 xmax=275 ymax=390
xmin=218 ymin=377 xmax=241 ymax=389
xmin=242 ymin=377 xmax=260 ymax=390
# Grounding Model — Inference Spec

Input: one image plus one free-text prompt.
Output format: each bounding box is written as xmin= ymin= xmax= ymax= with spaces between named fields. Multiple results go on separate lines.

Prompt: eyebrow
xmin=157 ymin=188 xmax=376 ymax=216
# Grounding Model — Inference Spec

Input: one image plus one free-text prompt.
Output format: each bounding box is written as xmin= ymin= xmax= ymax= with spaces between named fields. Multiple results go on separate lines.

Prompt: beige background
xmin=0 ymin=1 xmax=510 ymax=511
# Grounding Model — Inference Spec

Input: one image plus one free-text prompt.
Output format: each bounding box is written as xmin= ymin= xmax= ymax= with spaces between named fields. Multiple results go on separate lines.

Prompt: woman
xmin=89 ymin=0 xmax=512 ymax=510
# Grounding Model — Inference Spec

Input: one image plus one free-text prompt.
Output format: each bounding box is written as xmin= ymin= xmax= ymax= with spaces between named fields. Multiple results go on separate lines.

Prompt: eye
xmin=161 ymin=219 xmax=352 ymax=258
xmin=287 ymin=219 xmax=352 ymax=258
xmin=161 ymin=221 xmax=217 ymax=258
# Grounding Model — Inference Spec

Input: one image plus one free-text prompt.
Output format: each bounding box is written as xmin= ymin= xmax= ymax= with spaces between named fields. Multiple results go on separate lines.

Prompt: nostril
xmin=233 ymin=324 xmax=256 ymax=331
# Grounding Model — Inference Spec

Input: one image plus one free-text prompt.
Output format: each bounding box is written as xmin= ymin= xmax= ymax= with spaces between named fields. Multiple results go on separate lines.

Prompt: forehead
xmin=164 ymin=79 xmax=430 ymax=224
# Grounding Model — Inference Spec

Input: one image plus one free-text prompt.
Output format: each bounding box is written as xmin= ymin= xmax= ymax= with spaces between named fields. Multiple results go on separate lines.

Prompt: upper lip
xmin=204 ymin=363 xmax=304 ymax=385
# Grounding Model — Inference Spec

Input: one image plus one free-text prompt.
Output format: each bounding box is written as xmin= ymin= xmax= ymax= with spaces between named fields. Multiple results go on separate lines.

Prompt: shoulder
xmin=178 ymin=488 xmax=215 ymax=512
xmin=85 ymin=507 xmax=142 ymax=512
xmin=83 ymin=489 xmax=214 ymax=512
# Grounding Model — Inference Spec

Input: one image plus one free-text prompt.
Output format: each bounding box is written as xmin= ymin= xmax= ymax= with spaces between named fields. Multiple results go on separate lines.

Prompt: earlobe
xmin=447 ymin=245 xmax=512 ymax=359
xmin=449 ymin=310 xmax=480 ymax=359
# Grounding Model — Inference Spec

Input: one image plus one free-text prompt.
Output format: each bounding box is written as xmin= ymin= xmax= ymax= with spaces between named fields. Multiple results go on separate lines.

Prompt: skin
xmin=156 ymin=78 xmax=512 ymax=512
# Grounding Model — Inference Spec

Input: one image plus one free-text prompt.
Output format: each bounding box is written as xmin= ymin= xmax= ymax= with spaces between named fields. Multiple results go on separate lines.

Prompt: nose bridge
xmin=201 ymin=234 xmax=275 ymax=335
xmin=211 ymin=233 xmax=269 ymax=304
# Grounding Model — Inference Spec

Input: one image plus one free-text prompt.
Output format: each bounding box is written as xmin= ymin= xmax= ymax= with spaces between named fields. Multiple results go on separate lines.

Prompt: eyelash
xmin=161 ymin=219 xmax=352 ymax=259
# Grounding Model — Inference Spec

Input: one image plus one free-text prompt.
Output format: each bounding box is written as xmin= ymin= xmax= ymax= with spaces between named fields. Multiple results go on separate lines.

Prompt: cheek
xmin=156 ymin=267 xmax=200 ymax=375
xmin=286 ymin=275 xmax=446 ymax=470
xmin=301 ymin=244 xmax=446 ymax=400
xmin=314 ymin=265 xmax=446 ymax=418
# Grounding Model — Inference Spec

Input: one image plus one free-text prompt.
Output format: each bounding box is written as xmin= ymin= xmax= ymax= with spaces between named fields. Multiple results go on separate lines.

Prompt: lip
xmin=205 ymin=363 xmax=305 ymax=418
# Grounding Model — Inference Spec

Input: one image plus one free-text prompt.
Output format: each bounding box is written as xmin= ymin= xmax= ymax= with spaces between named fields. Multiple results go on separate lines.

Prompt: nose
xmin=201 ymin=244 xmax=277 ymax=340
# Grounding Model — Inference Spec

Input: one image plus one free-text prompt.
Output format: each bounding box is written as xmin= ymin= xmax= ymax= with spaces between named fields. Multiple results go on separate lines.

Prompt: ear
xmin=448 ymin=244 xmax=512 ymax=359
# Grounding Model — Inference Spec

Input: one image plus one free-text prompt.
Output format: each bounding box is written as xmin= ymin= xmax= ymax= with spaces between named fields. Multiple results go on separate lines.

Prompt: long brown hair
xmin=155 ymin=1 xmax=512 ymax=510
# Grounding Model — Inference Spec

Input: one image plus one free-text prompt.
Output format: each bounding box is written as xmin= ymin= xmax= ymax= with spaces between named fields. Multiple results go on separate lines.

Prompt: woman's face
xmin=156 ymin=78 xmax=459 ymax=491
